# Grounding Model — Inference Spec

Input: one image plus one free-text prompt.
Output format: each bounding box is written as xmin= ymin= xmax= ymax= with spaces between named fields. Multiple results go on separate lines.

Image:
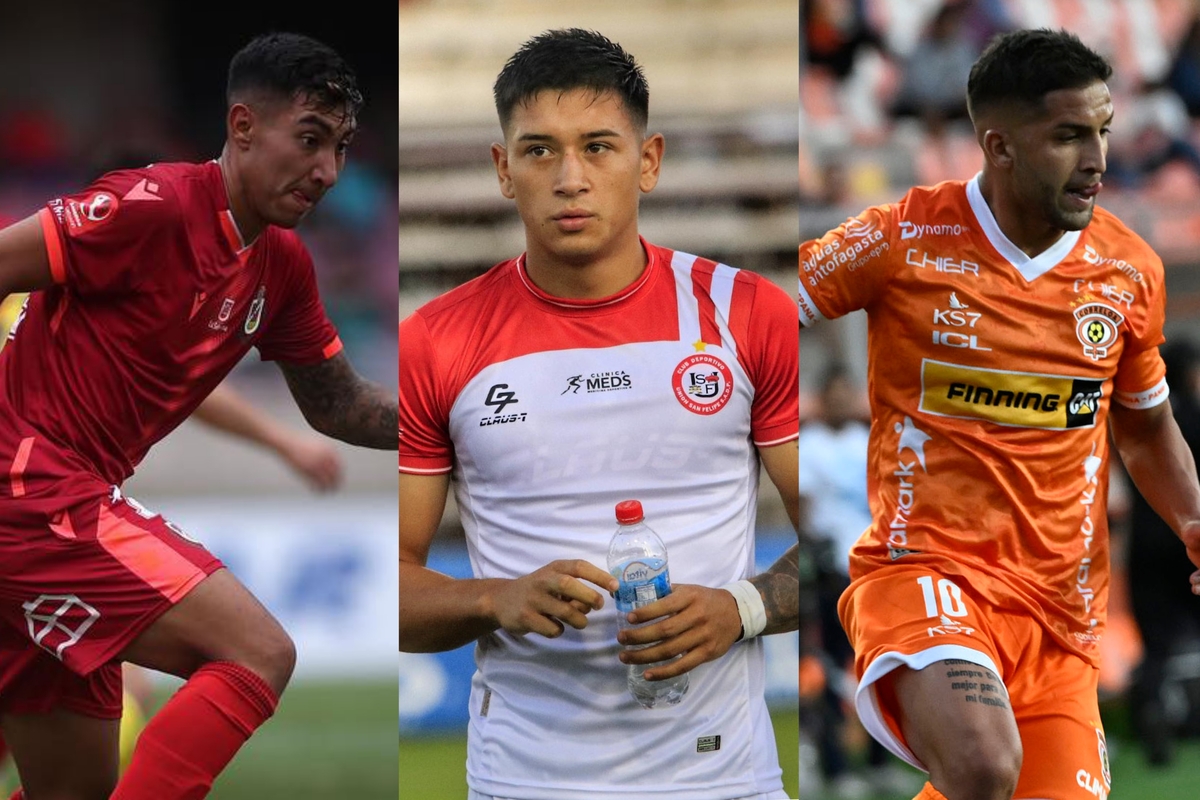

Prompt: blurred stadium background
xmin=398 ymin=1 xmax=799 ymax=798
xmin=803 ymin=1 xmax=1200 ymax=797
xmin=0 ymin=3 xmax=397 ymax=798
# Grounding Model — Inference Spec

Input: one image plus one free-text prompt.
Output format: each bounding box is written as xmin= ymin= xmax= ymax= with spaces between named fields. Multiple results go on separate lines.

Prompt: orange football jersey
xmin=800 ymin=176 xmax=1168 ymax=665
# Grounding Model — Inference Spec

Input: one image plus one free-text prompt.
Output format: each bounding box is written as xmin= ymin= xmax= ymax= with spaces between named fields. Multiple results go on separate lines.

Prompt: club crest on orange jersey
xmin=244 ymin=286 xmax=266 ymax=335
xmin=1073 ymin=302 xmax=1123 ymax=360
xmin=673 ymin=352 xmax=733 ymax=415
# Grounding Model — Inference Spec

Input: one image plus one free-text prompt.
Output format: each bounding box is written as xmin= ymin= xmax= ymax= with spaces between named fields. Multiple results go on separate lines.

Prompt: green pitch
xmin=399 ymin=709 xmax=801 ymax=799
xmin=0 ymin=679 xmax=398 ymax=800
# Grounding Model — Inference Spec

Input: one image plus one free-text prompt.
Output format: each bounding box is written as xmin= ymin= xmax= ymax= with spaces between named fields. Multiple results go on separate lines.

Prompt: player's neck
xmin=978 ymin=172 xmax=1065 ymax=258
xmin=522 ymin=233 xmax=647 ymax=300
xmin=217 ymin=151 xmax=264 ymax=247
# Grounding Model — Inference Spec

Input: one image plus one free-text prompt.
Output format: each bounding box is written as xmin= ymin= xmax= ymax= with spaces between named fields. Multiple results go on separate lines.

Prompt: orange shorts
xmin=839 ymin=563 xmax=1112 ymax=800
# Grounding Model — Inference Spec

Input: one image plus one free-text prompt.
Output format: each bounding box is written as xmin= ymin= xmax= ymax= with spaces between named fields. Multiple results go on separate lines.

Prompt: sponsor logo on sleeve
xmin=920 ymin=359 xmax=1103 ymax=429
xmin=802 ymin=218 xmax=888 ymax=287
xmin=672 ymin=353 xmax=734 ymax=415
xmin=60 ymin=192 xmax=120 ymax=237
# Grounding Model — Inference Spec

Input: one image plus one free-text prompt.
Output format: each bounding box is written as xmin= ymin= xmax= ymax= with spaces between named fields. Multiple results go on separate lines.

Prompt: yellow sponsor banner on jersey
xmin=920 ymin=360 xmax=1103 ymax=429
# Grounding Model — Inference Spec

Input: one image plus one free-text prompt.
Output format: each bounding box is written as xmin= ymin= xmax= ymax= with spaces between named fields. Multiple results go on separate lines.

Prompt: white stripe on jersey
xmin=709 ymin=262 xmax=739 ymax=358
xmin=671 ymin=250 xmax=703 ymax=345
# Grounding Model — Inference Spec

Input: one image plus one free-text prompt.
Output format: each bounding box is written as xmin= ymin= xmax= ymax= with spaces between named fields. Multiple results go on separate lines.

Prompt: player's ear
xmin=639 ymin=133 xmax=665 ymax=194
xmin=228 ymin=103 xmax=255 ymax=151
xmin=492 ymin=142 xmax=515 ymax=199
xmin=981 ymin=128 xmax=1014 ymax=170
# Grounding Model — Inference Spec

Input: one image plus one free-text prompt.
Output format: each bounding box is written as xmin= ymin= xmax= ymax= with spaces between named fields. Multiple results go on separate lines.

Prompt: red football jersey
xmin=0 ymin=161 xmax=341 ymax=485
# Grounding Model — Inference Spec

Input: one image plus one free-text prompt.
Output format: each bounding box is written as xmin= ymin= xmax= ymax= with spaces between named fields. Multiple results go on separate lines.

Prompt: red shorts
xmin=0 ymin=475 xmax=222 ymax=719
xmin=840 ymin=562 xmax=1112 ymax=800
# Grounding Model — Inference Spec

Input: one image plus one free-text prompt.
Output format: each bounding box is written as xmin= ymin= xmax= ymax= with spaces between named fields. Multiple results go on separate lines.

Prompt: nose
xmin=312 ymin=147 xmax=341 ymax=190
xmin=1082 ymin=131 xmax=1107 ymax=175
xmin=554 ymin=150 xmax=587 ymax=196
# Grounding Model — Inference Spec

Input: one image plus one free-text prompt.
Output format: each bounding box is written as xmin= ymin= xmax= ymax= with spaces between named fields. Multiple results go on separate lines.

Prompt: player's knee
xmin=250 ymin=625 xmax=296 ymax=693
xmin=938 ymin=734 xmax=1021 ymax=800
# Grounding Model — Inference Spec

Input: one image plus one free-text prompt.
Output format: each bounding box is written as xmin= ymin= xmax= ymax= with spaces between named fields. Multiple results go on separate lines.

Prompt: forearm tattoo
xmin=749 ymin=542 xmax=800 ymax=635
xmin=281 ymin=353 xmax=398 ymax=450
xmin=942 ymin=659 xmax=1008 ymax=709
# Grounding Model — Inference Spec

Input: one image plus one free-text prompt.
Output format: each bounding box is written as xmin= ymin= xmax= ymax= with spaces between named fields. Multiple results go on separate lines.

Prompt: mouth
xmin=552 ymin=210 xmax=594 ymax=232
xmin=290 ymin=189 xmax=317 ymax=211
xmin=1065 ymin=182 xmax=1102 ymax=208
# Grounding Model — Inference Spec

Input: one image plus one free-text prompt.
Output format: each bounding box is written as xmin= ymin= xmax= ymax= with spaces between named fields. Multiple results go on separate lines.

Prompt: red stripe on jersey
xmin=690 ymin=258 xmax=723 ymax=347
xmin=96 ymin=504 xmax=208 ymax=602
xmin=8 ymin=436 xmax=34 ymax=497
xmin=727 ymin=271 xmax=756 ymax=367
xmin=38 ymin=208 xmax=66 ymax=285
xmin=321 ymin=336 xmax=344 ymax=360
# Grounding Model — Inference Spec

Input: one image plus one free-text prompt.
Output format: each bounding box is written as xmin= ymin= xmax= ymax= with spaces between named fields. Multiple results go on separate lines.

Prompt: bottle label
xmin=615 ymin=559 xmax=671 ymax=612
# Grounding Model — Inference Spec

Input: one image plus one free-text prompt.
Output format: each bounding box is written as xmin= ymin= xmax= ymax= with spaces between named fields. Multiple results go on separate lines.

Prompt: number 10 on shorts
xmin=917 ymin=576 xmax=968 ymax=618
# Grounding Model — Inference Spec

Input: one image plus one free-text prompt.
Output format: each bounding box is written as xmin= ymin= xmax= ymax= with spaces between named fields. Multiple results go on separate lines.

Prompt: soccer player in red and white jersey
xmin=800 ymin=29 xmax=1200 ymax=800
xmin=400 ymin=30 xmax=799 ymax=800
xmin=0 ymin=33 xmax=396 ymax=800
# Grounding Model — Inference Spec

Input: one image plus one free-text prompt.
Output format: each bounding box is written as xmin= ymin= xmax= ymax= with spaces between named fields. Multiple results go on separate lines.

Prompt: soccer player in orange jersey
xmin=800 ymin=29 xmax=1200 ymax=800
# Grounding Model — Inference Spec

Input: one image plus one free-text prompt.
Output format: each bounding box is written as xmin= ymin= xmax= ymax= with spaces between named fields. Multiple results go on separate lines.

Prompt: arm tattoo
xmin=280 ymin=353 xmax=398 ymax=450
xmin=748 ymin=542 xmax=799 ymax=635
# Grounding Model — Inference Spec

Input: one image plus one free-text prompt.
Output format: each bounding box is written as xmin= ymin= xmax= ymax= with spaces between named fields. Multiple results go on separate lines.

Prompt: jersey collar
xmin=209 ymin=159 xmax=256 ymax=256
xmin=966 ymin=173 xmax=1080 ymax=282
xmin=515 ymin=237 xmax=658 ymax=310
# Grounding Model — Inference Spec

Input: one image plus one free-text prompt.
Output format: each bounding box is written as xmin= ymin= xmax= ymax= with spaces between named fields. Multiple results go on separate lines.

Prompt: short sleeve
xmin=399 ymin=311 xmax=454 ymax=474
xmin=1114 ymin=253 xmax=1169 ymax=409
xmin=256 ymin=237 xmax=342 ymax=364
xmin=731 ymin=274 xmax=799 ymax=447
xmin=799 ymin=204 xmax=899 ymax=326
xmin=40 ymin=171 xmax=180 ymax=295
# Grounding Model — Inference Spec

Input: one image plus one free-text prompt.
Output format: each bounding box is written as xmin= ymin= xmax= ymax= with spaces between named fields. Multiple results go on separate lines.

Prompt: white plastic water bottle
xmin=607 ymin=499 xmax=688 ymax=708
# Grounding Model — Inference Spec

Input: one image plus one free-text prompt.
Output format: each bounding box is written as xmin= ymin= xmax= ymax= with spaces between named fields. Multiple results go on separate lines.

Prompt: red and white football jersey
xmin=401 ymin=239 xmax=797 ymax=799
xmin=799 ymin=175 xmax=1167 ymax=665
xmin=0 ymin=161 xmax=341 ymax=488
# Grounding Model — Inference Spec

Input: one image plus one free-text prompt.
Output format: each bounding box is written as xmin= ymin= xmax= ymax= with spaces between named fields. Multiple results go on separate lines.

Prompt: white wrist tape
xmin=722 ymin=579 xmax=767 ymax=641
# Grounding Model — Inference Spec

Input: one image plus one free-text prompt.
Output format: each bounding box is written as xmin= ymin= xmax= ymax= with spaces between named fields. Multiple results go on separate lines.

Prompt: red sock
xmin=7 ymin=790 xmax=22 ymax=800
xmin=110 ymin=661 xmax=279 ymax=800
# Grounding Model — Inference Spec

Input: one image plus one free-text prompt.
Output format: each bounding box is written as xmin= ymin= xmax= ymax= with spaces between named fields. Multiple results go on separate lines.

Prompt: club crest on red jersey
xmin=244 ymin=286 xmax=266 ymax=335
xmin=672 ymin=353 xmax=733 ymax=415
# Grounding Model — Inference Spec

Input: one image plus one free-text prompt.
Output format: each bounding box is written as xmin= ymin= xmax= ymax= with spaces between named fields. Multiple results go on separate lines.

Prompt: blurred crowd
xmin=802 ymin=0 xmax=1200 ymax=209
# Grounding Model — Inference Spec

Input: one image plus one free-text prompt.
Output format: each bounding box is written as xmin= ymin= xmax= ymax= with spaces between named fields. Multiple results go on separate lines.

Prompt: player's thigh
xmin=839 ymin=564 xmax=1020 ymax=773
xmin=119 ymin=567 xmax=295 ymax=693
xmin=0 ymin=707 xmax=119 ymax=800
xmin=1012 ymin=650 xmax=1109 ymax=800
xmin=891 ymin=658 xmax=1021 ymax=781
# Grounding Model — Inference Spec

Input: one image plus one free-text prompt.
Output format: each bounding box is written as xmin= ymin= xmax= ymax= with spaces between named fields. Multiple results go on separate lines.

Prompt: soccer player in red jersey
xmin=800 ymin=29 xmax=1200 ymax=800
xmin=0 ymin=32 xmax=396 ymax=799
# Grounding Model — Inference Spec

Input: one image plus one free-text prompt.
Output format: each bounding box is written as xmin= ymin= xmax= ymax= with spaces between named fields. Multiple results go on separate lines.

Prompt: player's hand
xmin=617 ymin=584 xmax=742 ymax=681
xmin=1181 ymin=520 xmax=1200 ymax=594
xmin=279 ymin=436 xmax=344 ymax=492
xmin=489 ymin=560 xmax=618 ymax=639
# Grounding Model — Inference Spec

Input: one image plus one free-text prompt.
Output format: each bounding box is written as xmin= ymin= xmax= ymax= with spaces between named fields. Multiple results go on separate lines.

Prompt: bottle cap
xmin=615 ymin=500 xmax=644 ymax=524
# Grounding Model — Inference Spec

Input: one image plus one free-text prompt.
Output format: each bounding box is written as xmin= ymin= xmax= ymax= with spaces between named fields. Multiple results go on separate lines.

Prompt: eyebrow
xmin=297 ymin=113 xmax=357 ymax=137
xmin=515 ymin=129 xmax=624 ymax=142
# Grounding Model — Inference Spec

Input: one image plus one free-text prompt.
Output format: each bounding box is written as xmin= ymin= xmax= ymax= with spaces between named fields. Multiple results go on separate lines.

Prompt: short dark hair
xmin=493 ymin=29 xmax=649 ymax=133
xmin=227 ymin=32 xmax=363 ymax=121
xmin=967 ymin=28 xmax=1111 ymax=117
